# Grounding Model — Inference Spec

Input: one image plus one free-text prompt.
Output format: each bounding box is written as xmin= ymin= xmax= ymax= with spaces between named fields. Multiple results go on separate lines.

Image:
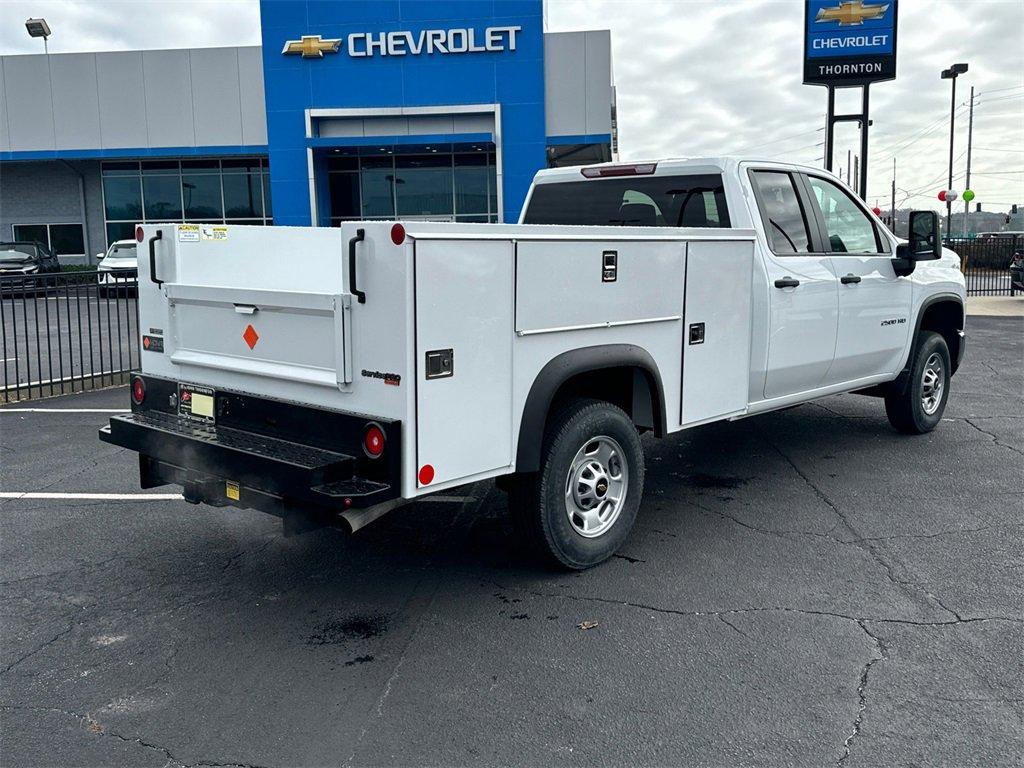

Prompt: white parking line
xmin=0 ymin=408 xmax=129 ymax=413
xmin=0 ymin=492 xmax=182 ymax=500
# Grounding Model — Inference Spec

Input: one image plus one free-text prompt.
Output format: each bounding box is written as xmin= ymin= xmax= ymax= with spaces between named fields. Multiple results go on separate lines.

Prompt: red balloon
xmin=938 ymin=190 xmax=947 ymax=202
xmin=872 ymin=207 xmax=882 ymax=216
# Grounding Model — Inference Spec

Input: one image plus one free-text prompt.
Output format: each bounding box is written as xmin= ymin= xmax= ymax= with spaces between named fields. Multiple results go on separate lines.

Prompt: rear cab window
xmin=522 ymin=173 xmax=730 ymax=228
xmin=749 ymin=171 xmax=812 ymax=254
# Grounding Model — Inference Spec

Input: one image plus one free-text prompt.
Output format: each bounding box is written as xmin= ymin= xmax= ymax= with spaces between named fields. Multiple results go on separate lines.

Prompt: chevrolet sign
xmin=804 ymin=0 xmax=898 ymax=86
xmin=283 ymin=26 xmax=521 ymax=60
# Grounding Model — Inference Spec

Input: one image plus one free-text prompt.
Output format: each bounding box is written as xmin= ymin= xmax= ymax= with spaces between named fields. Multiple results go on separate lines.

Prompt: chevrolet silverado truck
xmin=99 ymin=158 xmax=966 ymax=569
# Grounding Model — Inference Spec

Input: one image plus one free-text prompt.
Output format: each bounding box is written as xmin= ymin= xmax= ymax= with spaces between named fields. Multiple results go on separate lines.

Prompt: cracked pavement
xmin=1 ymin=315 xmax=1022 ymax=767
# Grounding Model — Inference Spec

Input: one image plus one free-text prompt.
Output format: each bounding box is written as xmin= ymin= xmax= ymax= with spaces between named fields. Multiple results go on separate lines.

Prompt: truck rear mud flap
xmin=99 ymin=387 xmax=400 ymax=521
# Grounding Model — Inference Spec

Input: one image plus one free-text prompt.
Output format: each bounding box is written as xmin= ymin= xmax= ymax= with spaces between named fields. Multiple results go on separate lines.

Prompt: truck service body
xmin=100 ymin=157 xmax=966 ymax=567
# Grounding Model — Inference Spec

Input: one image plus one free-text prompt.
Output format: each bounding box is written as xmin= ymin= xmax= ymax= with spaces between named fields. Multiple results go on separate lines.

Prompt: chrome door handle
xmin=840 ymin=274 xmax=862 ymax=284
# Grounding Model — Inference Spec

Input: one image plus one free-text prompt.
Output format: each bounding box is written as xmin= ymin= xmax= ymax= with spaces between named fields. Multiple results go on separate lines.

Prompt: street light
xmin=940 ymin=62 xmax=968 ymax=237
xmin=25 ymin=17 xmax=51 ymax=54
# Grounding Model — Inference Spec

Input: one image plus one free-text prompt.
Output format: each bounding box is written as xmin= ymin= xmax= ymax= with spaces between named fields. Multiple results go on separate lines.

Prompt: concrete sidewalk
xmin=967 ymin=295 xmax=1024 ymax=317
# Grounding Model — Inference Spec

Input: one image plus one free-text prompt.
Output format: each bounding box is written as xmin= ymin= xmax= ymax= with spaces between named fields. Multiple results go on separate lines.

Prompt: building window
xmin=327 ymin=144 xmax=499 ymax=225
xmin=12 ymin=223 xmax=85 ymax=256
xmin=101 ymin=157 xmax=272 ymax=247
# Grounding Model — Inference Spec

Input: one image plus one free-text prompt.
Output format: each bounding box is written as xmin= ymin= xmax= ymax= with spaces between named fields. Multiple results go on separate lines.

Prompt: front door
xmin=803 ymin=174 xmax=912 ymax=385
xmin=749 ymin=169 xmax=839 ymax=400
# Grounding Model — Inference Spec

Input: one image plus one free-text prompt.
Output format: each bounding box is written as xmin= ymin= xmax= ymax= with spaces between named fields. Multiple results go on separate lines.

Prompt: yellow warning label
xmin=201 ymin=225 xmax=228 ymax=241
xmin=226 ymin=481 xmax=240 ymax=501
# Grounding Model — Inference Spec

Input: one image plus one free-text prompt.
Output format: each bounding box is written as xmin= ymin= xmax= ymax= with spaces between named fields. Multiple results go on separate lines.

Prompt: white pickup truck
xmin=100 ymin=158 xmax=966 ymax=568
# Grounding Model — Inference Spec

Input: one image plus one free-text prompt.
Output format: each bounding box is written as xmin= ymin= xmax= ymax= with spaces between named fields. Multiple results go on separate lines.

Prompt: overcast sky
xmin=1 ymin=0 xmax=1021 ymax=214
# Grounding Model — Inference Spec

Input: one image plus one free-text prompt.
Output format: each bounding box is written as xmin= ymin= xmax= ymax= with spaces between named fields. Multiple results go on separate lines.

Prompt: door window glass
xmin=808 ymin=176 xmax=881 ymax=254
xmin=750 ymin=171 xmax=811 ymax=253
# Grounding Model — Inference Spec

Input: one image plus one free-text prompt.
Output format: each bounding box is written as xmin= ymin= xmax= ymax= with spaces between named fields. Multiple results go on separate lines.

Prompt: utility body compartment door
xmin=414 ymin=239 xmax=514 ymax=488
xmin=680 ymin=241 xmax=754 ymax=426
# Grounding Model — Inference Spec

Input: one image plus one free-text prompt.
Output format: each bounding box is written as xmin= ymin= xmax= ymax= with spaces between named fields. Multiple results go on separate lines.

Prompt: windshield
xmin=0 ymin=243 xmax=38 ymax=261
xmin=105 ymin=243 xmax=137 ymax=260
xmin=522 ymin=174 xmax=730 ymax=228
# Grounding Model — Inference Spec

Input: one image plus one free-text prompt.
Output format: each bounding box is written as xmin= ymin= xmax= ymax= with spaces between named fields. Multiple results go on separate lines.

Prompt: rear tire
xmin=884 ymin=331 xmax=951 ymax=434
xmin=510 ymin=399 xmax=644 ymax=569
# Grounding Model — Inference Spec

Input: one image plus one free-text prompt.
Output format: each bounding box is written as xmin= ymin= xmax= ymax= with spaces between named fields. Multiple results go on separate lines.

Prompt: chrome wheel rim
xmin=921 ymin=352 xmax=945 ymax=416
xmin=565 ymin=435 xmax=628 ymax=538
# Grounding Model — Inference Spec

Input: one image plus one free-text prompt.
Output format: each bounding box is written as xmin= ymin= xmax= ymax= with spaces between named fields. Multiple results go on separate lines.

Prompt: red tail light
xmin=131 ymin=376 xmax=146 ymax=405
xmin=391 ymin=223 xmax=406 ymax=245
xmin=581 ymin=163 xmax=657 ymax=178
xmin=135 ymin=226 xmax=145 ymax=243
xmin=363 ymin=423 xmax=385 ymax=458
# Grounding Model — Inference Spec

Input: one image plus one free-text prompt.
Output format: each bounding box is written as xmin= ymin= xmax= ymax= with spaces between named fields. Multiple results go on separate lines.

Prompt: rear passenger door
xmin=802 ymin=174 xmax=912 ymax=385
xmin=749 ymin=169 xmax=839 ymax=399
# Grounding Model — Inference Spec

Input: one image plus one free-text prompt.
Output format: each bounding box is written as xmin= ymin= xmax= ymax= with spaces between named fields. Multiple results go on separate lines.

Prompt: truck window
xmin=806 ymin=176 xmax=883 ymax=254
xmin=523 ymin=174 xmax=730 ymax=228
xmin=750 ymin=171 xmax=811 ymax=254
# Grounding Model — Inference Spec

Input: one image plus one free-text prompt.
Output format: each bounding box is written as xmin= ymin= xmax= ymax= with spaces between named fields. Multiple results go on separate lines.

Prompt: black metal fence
xmin=1 ymin=269 xmax=139 ymax=403
xmin=944 ymin=236 xmax=1022 ymax=297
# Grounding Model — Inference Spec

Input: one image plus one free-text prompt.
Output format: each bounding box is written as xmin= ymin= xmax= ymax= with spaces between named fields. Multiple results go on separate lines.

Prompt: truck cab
xmin=100 ymin=157 xmax=965 ymax=568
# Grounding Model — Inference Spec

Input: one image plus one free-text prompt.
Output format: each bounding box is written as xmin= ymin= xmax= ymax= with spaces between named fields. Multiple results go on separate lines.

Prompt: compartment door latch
xmin=602 ymin=251 xmax=618 ymax=282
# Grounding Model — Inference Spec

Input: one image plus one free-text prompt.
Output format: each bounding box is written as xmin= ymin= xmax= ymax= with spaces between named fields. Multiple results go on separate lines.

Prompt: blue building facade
xmin=261 ymin=0 xmax=553 ymax=225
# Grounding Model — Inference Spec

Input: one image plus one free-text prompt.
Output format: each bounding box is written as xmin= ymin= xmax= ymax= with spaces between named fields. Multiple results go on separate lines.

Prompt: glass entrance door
xmin=324 ymin=143 xmax=498 ymax=225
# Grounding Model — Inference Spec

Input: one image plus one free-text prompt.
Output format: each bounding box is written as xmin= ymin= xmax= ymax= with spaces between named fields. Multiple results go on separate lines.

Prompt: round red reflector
xmin=418 ymin=464 xmax=435 ymax=485
xmin=131 ymin=376 xmax=146 ymax=405
xmin=390 ymin=223 xmax=406 ymax=245
xmin=363 ymin=424 xmax=385 ymax=458
xmin=135 ymin=226 xmax=145 ymax=243
xmin=871 ymin=207 xmax=882 ymax=216
xmin=937 ymin=190 xmax=947 ymax=202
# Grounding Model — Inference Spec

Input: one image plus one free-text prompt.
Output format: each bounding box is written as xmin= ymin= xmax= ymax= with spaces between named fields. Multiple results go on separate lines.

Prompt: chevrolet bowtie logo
xmin=815 ymin=0 xmax=889 ymax=25
xmin=281 ymin=35 xmax=342 ymax=58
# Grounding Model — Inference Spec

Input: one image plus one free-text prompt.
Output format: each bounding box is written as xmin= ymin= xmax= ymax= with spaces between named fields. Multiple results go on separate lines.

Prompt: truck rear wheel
xmin=885 ymin=330 xmax=951 ymax=434
xmin=510 ymin=399 xmax=644 ymax=569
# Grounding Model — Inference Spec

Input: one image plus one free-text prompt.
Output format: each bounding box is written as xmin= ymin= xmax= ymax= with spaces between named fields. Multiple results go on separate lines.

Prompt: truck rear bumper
xmin=99 ymin=374 xmax=401 ymax=515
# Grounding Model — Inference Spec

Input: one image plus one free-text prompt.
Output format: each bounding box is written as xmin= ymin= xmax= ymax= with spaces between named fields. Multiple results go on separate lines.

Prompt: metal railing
xmin=1 ymin=269 xmax=139 ymax=403
xmin=944 ymin=236 xmax=1022 ymax=297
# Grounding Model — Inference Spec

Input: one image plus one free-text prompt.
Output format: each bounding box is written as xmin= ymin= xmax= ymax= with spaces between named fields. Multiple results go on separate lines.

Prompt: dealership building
xmin=0 ymin=0 xmax=616 ymax=263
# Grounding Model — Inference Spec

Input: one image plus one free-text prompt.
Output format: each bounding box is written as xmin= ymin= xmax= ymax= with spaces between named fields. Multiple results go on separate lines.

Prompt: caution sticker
xmin=225 ymin=481 xmax=240 ymax=501
xmin=178 ymin=224 xmax=200 ymax=242
xmin=201 ymin=225 xmax=228 ymax=241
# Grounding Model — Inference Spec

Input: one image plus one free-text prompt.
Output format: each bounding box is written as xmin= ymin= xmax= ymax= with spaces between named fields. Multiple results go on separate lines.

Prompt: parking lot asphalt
xmin=1 ymin=315 xmax=1021 ymax=768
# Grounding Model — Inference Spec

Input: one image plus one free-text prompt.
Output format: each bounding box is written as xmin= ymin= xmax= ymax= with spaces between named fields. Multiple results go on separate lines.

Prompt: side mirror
xmin=894 ymin=210 xmax=942 ymax=277
xmin=908 ymin=210 xmax=941 ymax=260
xmin=95 ymin=253 xmax=105 ymax=261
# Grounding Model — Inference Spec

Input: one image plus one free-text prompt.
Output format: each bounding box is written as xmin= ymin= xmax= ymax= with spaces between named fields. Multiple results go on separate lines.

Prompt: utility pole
xmin=847 ymin=150 xmax=852 ymax=187
xmin=890 ymin=157 xmax=896 ymax=233
xmin=963 ymin=86 xmax=975 ymax=237
xmin=852 ymin=155 xmax=859 ymax=195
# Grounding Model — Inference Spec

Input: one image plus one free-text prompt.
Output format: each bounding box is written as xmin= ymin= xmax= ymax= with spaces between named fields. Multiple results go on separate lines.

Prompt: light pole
xmin=25 ymin=18 xmax=51 ymax=54
xmin=940 ymin=62 xmax=968 ymax=238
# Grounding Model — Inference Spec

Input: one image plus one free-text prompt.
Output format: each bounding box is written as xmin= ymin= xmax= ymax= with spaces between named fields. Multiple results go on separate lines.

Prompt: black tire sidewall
xmin=908 ymin=331 xmax=951 ymax=431
xmin=536 ymin=402 xmax=644 ymax=569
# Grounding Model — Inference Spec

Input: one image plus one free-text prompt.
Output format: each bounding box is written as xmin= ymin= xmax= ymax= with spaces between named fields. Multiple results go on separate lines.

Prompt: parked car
xmin=0 ymin=241 xmax=60 ymax=292
xmin=1011 ymin=250 xmax=1024 ymax=296
xmin=96 ymin=239 xmax=139 ymax=297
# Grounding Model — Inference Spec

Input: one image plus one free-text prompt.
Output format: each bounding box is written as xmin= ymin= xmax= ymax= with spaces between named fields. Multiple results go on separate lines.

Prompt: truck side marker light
xmin=391 ymin=223 xmax=406 ymax=245
xmin=135 ymin=226 xmax=145 ymax=243
xmin=363 ymin=424 xmax=385 ymax=458
xmin=242 ymin=324 xmax=259 ymax=350
xmin=419 ymin=464 xmax=435 ymax=485
xmin=131 ymin=376 xmax=146 ymax=405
